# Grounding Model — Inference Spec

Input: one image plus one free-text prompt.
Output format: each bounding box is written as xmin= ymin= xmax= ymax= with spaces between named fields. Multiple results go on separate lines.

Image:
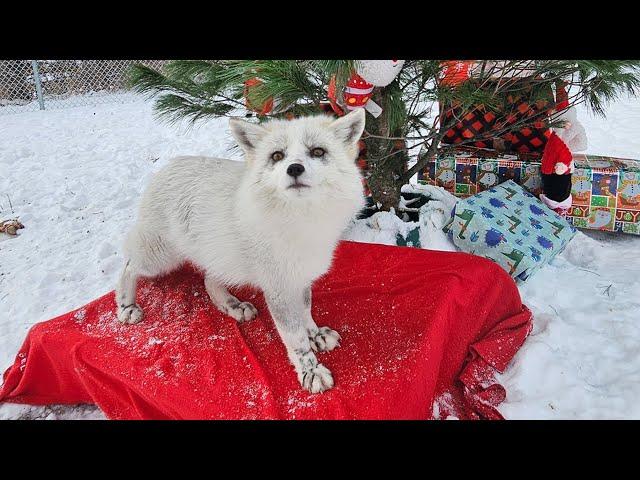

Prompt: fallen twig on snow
xmin=578 ymin=268 xmax=601 ymax=276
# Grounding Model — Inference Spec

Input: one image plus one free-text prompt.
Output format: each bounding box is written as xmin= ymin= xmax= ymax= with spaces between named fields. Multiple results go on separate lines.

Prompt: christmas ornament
xmin=328 ymin=60 xmax=405 ymax=118
xmin=440 ymin=61 xmax=474 ymax=86
xmin=343 ymin=73 xmax=375 ymax=112
xmin=243 ymin=77 xmax=274 ymax=115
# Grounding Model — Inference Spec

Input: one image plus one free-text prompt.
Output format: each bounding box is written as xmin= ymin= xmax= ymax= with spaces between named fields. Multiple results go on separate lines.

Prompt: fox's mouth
xmin=288 ymin=182 xmax=310 ymax=190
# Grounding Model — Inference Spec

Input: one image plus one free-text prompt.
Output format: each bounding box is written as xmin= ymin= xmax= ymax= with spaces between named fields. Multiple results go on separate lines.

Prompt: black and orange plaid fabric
xmin=441 ymin=80 xmax=555 ymax=154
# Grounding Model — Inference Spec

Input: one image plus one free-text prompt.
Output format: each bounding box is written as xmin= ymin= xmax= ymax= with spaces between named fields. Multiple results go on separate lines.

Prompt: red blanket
xmin=0 ymin=241 xmax=532 ymax=419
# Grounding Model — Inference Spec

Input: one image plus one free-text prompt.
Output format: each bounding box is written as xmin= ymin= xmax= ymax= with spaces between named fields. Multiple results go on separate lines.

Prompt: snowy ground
xmin=1 ymin=92 xmax=639 ymax=419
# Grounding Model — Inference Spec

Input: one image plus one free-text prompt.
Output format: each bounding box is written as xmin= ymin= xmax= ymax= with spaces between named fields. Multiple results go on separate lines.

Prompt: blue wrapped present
xmin=443 ymin=180 xmax=577 ymax=282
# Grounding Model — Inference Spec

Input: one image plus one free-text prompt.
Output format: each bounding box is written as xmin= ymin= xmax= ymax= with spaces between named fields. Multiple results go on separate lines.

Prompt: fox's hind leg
xmin=116 ymin=259 xmax=144 ymax=324
xmin=205 ymin=275 xmax=258 ymax=323
xmin=115 ymin=228 xmax=180 ymax=324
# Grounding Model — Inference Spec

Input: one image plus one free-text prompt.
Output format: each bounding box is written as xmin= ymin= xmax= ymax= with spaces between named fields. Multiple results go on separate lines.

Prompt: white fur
xmin=115 ymin=109 xmax=367 ymax=393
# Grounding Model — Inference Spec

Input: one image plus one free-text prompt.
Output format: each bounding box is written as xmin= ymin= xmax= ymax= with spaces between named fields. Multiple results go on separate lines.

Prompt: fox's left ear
xmin=331 ymin=109 xmax=366 ymax=146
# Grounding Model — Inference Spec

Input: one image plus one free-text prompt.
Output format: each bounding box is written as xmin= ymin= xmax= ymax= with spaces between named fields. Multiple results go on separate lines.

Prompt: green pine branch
xmin=127 ymin=58 xmax=640 ymax=171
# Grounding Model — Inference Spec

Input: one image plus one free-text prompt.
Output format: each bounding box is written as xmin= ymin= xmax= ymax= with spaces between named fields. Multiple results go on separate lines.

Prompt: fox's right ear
xmin=229 ymin=118 xmax=267 ymax=155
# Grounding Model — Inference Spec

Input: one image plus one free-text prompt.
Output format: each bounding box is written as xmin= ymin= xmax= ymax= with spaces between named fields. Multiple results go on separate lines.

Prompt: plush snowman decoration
xmin=336 ymin=60 xmax=405 ymax=117
xmin=357 ymin=60 xmax=405 ymax=86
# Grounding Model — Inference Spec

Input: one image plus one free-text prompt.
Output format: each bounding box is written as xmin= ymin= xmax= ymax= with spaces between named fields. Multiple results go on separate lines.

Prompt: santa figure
xmin=539 ymin=85 xmax=588 ymax=216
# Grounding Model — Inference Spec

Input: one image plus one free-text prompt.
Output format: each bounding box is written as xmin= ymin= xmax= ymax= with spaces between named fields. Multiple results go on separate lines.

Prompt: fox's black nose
xmin=286 ymin=163 xmax=305 ymax=178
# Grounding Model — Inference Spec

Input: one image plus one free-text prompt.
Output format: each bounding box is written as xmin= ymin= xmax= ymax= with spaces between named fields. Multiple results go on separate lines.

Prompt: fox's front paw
xmin=117 ymin=304 xmax=144 ymax=324
xmin=300 ymin=364 xmax=334 ymax=394
xmin=223 ymin=298 xmax=258 ymax=323
xmin=308 ymin=326 xmax=341 ymax=352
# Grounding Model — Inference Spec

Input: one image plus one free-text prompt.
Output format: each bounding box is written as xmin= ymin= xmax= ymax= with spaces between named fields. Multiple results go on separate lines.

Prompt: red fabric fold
xmin=1 ymin=241 xmax=532 ymax=420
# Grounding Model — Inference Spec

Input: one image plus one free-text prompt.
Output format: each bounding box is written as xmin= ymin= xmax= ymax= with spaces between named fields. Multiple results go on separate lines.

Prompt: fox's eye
xmin=310 ymin=147 xmax=325 ymax=157
xmin=271 ymin=151 xmax=285 ymax=162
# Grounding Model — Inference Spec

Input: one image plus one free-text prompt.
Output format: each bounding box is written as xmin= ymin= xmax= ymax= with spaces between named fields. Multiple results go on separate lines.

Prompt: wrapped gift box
xmin=443 ymin=180 xmax=577 ymax=282
xmin=417 ymin=146 xmax=640 ymax=235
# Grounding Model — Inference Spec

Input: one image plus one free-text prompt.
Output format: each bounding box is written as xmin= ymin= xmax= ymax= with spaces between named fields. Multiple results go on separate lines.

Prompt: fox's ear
xmin=229 ymin=118 xmax=267 ymax=155
xmin=331 ymin=108 xmax=366 ymax=146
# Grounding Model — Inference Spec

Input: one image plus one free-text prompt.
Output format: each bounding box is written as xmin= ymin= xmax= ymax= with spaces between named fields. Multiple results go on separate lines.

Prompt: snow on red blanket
xmin=0 ymin=241 xmax=532 ymax=419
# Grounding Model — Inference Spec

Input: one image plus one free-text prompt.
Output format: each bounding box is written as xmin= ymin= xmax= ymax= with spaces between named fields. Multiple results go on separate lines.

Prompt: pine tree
xmin=128 ymin=60 xmax=640 ymax=212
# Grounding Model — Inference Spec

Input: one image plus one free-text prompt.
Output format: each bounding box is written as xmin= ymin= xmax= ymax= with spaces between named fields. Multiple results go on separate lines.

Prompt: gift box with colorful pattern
xmin=417 ymin=147 xmax=640 ymax=235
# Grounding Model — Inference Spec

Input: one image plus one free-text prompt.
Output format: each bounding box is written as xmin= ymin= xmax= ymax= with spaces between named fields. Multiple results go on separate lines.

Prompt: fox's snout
xmin=286 ymin=163 xmax=305 ymax=178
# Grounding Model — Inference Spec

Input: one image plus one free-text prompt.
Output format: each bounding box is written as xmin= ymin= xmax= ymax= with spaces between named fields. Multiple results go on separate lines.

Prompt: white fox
xmin=115 ymin=109 xmax=367 ymax=393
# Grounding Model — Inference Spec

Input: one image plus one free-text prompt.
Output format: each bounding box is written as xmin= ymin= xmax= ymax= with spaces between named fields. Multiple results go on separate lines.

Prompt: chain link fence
xmin=0 ymin=60 xmax=168 ymax=115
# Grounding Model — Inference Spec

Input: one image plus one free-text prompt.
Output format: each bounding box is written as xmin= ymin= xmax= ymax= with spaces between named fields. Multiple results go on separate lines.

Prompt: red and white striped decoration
xmin=343 ymin=73 xmax=374 ymax=111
